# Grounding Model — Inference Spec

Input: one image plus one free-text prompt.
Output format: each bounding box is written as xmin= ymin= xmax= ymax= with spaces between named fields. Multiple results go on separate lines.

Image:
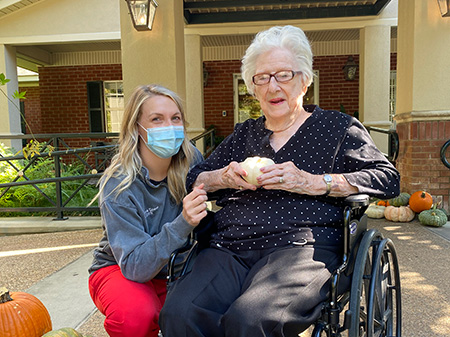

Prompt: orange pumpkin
xmin=0 ymin=287 xmax=52 ymax=337
xmin=377 ymin=200 xmax=390 ymax=207
xmin=409 ymin=191 xmax=433 ymax=213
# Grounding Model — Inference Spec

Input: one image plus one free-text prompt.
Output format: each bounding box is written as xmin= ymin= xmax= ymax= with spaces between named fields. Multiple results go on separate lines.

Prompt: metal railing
xmin=365 ymin=126 xmax=399 ymax=164
xmin=190 ymin=128 xmax=216 ymax=158
xmin=0 ymin=133 xmax=119 ymax=220
xmin=0 ymin=129 xmax=216 ymax=219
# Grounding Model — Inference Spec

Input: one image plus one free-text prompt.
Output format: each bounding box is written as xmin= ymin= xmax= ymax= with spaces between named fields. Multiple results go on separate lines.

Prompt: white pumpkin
xmin=384 ymin=205 xmax=415 ymax=222
xmin=240 ymin=157 xmax=275 ymax=185
xmin=365 ymin=204 xmax=386 ymax=219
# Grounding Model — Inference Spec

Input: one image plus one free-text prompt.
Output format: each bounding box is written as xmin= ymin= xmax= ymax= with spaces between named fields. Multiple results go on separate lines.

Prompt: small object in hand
xmin=240 ymin=156 xmax=275 ymax=186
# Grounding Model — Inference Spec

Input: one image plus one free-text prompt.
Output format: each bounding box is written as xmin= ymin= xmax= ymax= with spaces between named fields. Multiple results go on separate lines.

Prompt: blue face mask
xmin=138 ymin=124 xmax=185 ymax=159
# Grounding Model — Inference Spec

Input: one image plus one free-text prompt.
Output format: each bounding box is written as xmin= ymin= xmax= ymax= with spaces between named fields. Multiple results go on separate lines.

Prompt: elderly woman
xmin=159 ymin=25 xmax=400 ymax=337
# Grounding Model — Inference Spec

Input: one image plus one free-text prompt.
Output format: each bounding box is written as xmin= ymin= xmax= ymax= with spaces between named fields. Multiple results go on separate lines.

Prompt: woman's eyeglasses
xmin=252 ymin=70 xmax=302 ymax=86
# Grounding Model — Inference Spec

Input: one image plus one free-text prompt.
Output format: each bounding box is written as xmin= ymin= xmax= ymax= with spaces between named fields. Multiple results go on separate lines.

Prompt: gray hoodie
xmin=88 ymin=146 xmax=203 ymax=282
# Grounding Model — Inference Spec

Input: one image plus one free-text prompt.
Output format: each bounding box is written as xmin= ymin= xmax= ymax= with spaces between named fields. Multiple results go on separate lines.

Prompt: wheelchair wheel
xmin=348 ymin=229 xmax=401 ymax=337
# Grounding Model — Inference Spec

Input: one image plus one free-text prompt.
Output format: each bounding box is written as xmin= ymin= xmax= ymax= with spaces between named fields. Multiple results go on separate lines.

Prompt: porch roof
xmin=1 ymin=0 xmax=392 ymax=23
xmin=184 ymin=0 xmax=392 ymax=24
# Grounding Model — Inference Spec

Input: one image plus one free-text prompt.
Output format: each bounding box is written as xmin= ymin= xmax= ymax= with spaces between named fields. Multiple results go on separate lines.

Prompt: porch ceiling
xmin=0 ymin=0 xmax=44 ymax=17
xmin=202 ymin=26 xmax=396 ymax=46
xmin=184 ymin=0 xmax=392 ymax=24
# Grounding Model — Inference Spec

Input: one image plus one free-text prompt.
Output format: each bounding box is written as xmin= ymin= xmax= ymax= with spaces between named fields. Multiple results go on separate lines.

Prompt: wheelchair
xmin=168 ymin=194 xmax=402 ymax=337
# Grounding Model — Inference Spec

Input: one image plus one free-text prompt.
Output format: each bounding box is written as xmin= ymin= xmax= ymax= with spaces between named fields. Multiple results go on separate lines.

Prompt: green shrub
xmin=0 ymin=143 xmax=99 ymax=216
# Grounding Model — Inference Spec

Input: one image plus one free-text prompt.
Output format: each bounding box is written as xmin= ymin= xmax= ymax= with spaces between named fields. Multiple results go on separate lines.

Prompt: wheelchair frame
xmin=168 ymin=194 xmax=402 ymax=337
xmin=312 ymin=195 xmax=402 ymax=337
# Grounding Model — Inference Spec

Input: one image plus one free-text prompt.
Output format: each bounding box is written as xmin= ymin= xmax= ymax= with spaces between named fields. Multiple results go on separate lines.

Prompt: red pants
xmin=89 ymin=265 xmax=167 ymax=337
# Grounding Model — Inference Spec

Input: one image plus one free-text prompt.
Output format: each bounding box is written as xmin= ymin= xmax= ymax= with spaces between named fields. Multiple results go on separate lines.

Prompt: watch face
xmin=324 ymin=174 xmax=332 ymax=183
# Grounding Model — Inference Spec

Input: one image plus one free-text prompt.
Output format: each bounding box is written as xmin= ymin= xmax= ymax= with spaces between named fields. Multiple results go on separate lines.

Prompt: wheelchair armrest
xmin=343 ymin=194 xmax=370 ymax=208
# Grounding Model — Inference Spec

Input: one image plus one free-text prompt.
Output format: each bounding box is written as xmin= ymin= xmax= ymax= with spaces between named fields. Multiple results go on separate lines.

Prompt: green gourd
xmin=418 ymin=209 xmax=448 ymax=227
xmin=365 ymin=204 xmax=386 ymax=219
xmin=388 ymin=192 xmax=410 ymax=207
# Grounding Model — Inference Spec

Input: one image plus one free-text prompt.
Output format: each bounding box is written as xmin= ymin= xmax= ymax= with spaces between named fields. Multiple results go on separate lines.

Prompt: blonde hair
xmin=241 ymin=25 xmax=314 ymax=95
xmin=96 ymin=84 xmax=195 ymax=204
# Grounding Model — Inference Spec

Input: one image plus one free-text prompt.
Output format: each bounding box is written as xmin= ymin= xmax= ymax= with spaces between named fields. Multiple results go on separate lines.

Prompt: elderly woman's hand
xmin=195 ymin=161 xmax=257 ymax=192
xmin=220 ymin=161 xmax=257 ymax=191
xmin=258 ymin=161 xmax=324 ymax=195
xmin=182 ymin=183 xmax=208 ymax=227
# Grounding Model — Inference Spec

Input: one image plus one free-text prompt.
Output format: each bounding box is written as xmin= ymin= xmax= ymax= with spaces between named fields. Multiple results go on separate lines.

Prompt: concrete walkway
xmin=1 ymin=216 xmax=449 ymax=336
xmin=0 ymin=216 xmax=102 ymax=332
xmin=0 ymin=216 xmax=102 ymax=235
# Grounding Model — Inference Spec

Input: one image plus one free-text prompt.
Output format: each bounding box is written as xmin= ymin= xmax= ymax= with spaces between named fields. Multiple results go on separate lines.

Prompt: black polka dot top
xmin=187 ymin=105 xmax=400 ymax=251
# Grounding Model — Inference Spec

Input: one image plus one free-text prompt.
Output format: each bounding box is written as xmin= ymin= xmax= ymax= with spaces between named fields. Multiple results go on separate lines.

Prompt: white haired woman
xmin=88 ymin=84 xmax=207 ymax=337
xmin=160 ymin=26 xmax=400 ymax=337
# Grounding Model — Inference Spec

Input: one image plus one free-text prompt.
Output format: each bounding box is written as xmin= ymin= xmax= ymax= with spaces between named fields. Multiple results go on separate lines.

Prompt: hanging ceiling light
xmin=437 ymin=0 xmax=450 ymax=17
xmin=342 ymin=56 xmax=358 ymax=81
xmin=125 ymin=0 xmax=158 ymax=31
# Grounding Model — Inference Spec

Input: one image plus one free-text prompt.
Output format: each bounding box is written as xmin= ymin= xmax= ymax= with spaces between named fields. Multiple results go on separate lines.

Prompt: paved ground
xmin=0 ymin=216 xmax=449 ymax=337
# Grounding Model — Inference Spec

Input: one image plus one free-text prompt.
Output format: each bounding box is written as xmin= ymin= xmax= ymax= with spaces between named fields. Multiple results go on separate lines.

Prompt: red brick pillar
xmin=396 ymin=121 xmax=450 ymax=211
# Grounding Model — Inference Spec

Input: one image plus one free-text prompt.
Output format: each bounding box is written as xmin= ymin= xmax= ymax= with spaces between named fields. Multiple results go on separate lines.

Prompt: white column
xmin=119 ymin=0 xmax=186 ymax=100
xmin=0 ymin=44 xmax=22 ymax=150
xmin=184 ymin=34 xmax=205 ymax=141
xmin=359 ymin=25 xmax=391 ymax=153
xmin=396 ymin=0 xmax=450 ymax=117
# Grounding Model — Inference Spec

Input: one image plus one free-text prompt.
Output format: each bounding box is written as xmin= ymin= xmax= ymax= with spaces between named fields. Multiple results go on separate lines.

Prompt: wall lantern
xmin=203 ymin=63 xmax=209 ymax=87
xmin=342 ymin=56 xmax=358 ymax=81
xmin=437 ymin=0 xmax=450 ymax=16
xmin=125 ymin=0 xmax=158 ymax=31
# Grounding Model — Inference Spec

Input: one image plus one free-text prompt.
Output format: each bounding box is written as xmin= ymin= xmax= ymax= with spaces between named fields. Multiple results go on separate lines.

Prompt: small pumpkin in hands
xmin=0 ymin=287 xmax=52 ymax=337
xmin=365 ymin=204 xmax=386 ymax=218
xmin=240 ymin=156 xmax=275 ymax=185
xmin=384 ymin=205 xmax=415 ymax=222
xmin=418 ymin=209 xmax=448 ymax=227
xmin=409 ymin=191 xmax=433 ymax=213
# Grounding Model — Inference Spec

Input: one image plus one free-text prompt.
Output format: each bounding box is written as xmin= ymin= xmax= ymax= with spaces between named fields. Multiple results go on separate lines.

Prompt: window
xmin=87 ymin=81 xmax=105 ymax=132
xmin=389 ymin=71 xmax=396 ymax=122
xmin=104 ymin=81 xmax=124 ymax=132
xmin=87 ymin=81 xmax=124 ymax=132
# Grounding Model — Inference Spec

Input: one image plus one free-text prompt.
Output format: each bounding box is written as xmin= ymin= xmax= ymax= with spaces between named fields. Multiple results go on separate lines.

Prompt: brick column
xmin=395 ymin=0 xmax=450 ymax=211
xmin=396 ymin=121 xmax=450 ymax=210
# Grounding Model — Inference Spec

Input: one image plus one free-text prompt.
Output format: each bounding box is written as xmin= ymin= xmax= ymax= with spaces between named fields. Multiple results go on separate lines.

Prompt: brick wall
xmin=203 ymin=60 xmax=241 ymax=137
xmin=19 ymin=86 xmax=42 ymax=134
xmin=313 ymin=55 xmax=359 ymax=115
xmin=396 ymin=121 xmax=450 ymax=211
xmin=37 ymin=64 xmax=122 ymax=148
xmin=38 ymin=64 xmax=122 ymax=133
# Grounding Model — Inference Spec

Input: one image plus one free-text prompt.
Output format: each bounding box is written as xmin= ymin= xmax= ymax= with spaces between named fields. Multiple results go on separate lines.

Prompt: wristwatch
xmin=323 ymin=174 xmax=332 ymax=196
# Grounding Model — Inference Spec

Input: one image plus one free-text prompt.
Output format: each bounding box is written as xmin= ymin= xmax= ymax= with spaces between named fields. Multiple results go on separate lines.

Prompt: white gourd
xmin=384 ymin=205 xmax=415 ymax=222
xmin=365 ymin=204 xmax=386 ymax=219
xmin=240 ymin=157 xmax=275 ymax=185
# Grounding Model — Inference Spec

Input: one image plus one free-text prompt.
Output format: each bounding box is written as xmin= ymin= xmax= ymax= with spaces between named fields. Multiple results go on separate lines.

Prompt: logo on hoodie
xmin=144 ymin=206 xmax=159 ymax=217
